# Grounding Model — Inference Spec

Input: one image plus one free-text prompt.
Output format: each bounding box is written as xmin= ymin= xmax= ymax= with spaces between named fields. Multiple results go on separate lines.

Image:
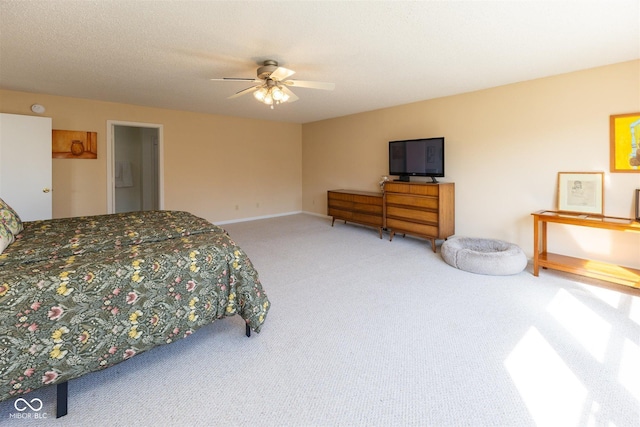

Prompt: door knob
xmin=43 ymin=188 xmax=51 ymax=193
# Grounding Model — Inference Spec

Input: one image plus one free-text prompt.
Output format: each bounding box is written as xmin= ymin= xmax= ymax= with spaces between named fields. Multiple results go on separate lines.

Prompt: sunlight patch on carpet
xmin=547 ymin=289 xmax=612 ymax=363
xmin=505 ymin=326 xmax=587 ymax=426
xmin=618 ymin=338 xmax=640 ymax=402
xmin=583 ymin=284 xmax=622 ymax=309
xmin=630 ymin=297 xmax=640 ymax=328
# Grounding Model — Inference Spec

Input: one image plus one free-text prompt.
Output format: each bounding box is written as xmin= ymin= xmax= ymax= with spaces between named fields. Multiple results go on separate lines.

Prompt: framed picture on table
xmin=557 ymin=172 xmax=604 ymax=215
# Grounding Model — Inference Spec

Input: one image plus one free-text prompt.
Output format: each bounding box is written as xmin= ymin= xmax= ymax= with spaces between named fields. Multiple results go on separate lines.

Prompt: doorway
xmin=106 ymin=121 xmax=164 ymax=214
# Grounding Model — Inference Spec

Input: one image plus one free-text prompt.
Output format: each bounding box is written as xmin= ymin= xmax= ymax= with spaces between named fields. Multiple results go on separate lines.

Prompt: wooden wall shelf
xmin=532 ymin=210 xmax=640 ymax=289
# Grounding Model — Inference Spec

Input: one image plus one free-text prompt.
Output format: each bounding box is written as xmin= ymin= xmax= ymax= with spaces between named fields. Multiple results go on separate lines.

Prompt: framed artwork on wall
xmin=52 ymin=130 xmax=97 ymax=159
xmin=610 ymin=112 xmax=640 ymax=172
xmin=635 ymin=189 xmax=640 ymax=221
xmin=557 ymin=172 xmax=604 ymax=215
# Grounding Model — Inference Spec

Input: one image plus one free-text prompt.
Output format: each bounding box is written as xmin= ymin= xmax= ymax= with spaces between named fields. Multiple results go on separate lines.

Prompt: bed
xmin=0 ymin=203 xmax=270 ymax=414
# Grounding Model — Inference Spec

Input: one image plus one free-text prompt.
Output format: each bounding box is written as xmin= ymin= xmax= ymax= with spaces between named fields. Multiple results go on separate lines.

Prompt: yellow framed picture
xmin=610 ymin=112 xmax=640 ymax=172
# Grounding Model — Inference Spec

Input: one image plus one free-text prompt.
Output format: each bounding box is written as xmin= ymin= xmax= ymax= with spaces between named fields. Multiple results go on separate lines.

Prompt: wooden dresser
xmin=327 ymin=190 xmax=384 ymax=238
xmin=383 ymin=181 xmax=455 ymax=252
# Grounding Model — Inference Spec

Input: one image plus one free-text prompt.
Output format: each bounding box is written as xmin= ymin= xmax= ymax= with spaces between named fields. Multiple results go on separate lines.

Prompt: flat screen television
xmin=389 ymin=137 xmax=445 ymax=182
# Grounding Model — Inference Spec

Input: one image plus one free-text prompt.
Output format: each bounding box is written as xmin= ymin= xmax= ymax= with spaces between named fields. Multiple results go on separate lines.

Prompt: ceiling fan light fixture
xmin=252 ymin=83 xmax=288 ymax=107
xmin=253 ymin=87 xmax=267 ymax=101
xmin=271 ymin=86 xmax=284 ymax=101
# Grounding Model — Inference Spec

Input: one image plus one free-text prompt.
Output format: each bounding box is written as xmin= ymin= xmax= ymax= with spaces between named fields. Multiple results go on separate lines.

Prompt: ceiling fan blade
xmin=282 ymin=86 xmax=299 ymax=103
xmin=211 ymin=77 xmax=262 ymax=83
xmin=283 ymin=80 xmax=335 ymax=90
xmin=228 ymin=85 xmax=260 ymax=99
xmin=269 ymin=66 xmax=295 ymax=82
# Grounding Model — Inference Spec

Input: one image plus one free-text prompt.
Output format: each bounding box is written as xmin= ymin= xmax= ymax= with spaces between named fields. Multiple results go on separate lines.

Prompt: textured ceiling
xmin=1 ymin=1 xmax=638 ymax=123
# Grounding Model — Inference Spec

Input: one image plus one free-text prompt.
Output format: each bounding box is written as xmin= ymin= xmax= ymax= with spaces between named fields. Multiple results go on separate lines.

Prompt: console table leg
xmin=540 ymin=221 xmax=548 ymax=271
xmin=533 ymin=217 xmax=540 ymax=276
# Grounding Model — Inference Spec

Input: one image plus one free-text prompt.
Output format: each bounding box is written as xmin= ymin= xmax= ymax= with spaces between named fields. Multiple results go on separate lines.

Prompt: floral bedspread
xmin=0 ymin=210 xmax=224 ymax=266
xmin=0 ymin=211 xmax=270 ymax=403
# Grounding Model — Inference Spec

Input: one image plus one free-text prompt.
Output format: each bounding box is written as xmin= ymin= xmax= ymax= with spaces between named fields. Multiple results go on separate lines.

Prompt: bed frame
xmin=55 ymin=323 xmax=251 ymax=418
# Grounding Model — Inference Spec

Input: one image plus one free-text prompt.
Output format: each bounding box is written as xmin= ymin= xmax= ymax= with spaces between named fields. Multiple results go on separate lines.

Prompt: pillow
xmin=0 ymin=197 xmax=23 ymax=235
xmin=0 ymin=221 xmax=15 ymax=254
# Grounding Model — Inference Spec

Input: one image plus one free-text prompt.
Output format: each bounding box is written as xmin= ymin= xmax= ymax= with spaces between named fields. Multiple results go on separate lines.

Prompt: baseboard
xmin=215 ymin=211 xmax=303 ymax=225
xmin=302 ymin=210 xmax=331 ymax=219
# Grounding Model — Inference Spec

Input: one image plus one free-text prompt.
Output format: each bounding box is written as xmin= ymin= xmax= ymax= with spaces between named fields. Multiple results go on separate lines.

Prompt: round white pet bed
xmin=441 ymin=237 xmax=527 ymax=275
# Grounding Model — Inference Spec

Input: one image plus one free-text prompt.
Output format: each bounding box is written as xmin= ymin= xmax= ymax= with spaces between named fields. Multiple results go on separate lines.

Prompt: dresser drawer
xmin=386 ymin=206 xmax=438 ymax=223
xmin=386 ymin=218 xmax=439 ymax=237
xmin=353 ymin=212 xmax=383 ymax=226
xmin=385 ymin=182 xmax=439 ymax=196
xmin=408 ymin=185 xmax=439 ymax=196
xmin=353 ymin=195 xmax=382 ymax=206
xmin=328 ymin=207 xmax=353 ymax=220
xmin=328 ymin=192 xmax=354 ymax=202
xmin=385 ymin=194 xmax=438 ymax=210
xmin=328 ymin=199 xmax=353 ymax=210
xmin=353 ymin=202 xmax=382 ymax=214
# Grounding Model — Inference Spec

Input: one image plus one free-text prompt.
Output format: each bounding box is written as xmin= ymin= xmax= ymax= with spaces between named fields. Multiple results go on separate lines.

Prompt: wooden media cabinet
xmin=532 ymin=210 xmax=640 ymax=289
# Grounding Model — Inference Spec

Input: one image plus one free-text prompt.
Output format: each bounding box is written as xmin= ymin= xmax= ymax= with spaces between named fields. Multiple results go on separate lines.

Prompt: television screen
xmin=389 ymin=137 xmax=444 ymax=181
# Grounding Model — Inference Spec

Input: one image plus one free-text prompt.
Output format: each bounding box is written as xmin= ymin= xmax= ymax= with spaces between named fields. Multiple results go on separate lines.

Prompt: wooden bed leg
xmin=246 ymin=324 xmax=251 ymax=338
xmin=56 ymin=381 xmax=68 ymax=418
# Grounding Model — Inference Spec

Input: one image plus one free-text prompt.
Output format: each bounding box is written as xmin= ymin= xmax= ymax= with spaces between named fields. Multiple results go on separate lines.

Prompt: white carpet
xmin=2 ymin=213 xmax=639 ymax=426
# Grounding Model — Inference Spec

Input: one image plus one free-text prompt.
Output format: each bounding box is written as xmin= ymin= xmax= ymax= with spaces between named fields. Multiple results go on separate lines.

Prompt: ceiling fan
xmin=211 ymin=60 xmax=335 ymax=108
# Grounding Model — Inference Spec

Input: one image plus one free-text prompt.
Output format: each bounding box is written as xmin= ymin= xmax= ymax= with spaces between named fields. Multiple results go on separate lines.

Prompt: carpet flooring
xmin=1 ymin=213 xmax=639 ymax=426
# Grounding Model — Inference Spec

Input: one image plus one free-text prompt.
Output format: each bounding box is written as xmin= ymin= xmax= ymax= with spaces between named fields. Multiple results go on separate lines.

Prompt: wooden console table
xmin=532 ymin=210 xmax=640 ymax=289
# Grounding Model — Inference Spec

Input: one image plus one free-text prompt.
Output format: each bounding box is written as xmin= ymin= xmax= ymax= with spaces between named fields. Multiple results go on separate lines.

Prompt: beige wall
xmin=2 ymin=61 xmax=638 ymax=268
xmin=302 ymin=60 xmax=640 ymax=268
xmin=0 ymin=90 xmax=302 ymax=224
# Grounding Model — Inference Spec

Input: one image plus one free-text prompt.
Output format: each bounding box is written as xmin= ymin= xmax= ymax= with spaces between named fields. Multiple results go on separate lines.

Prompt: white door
xmin=0 ymin=113 xmax=52 ymax=221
